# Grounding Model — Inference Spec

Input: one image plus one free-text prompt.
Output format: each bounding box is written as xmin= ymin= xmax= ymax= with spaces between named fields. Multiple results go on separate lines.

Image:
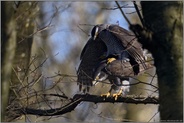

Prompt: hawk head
xmin=91 ymin=24 xmax=110 ymax=40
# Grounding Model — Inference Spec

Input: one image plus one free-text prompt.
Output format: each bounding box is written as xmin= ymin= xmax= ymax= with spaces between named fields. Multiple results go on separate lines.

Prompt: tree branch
xmin=115 ymin=1 xmax=131 ymax=26
xmin=133 ymin=1 xmax=145 ymax=27
xmin=19 ymin=94 xmax=159 ymax=116
xmin=115 ymin=1 xmax=154 ymax=50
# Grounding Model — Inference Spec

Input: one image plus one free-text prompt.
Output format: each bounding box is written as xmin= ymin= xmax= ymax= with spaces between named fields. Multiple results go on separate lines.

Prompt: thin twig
xmin=78 ymin=23 xmax=95 ymax=26
xmin=115 ymin=1 xmax=132 ymax=26
xmin=102 ymin=4 xmax=134 ymax=10
xmin=148 ymin=111 xmax=159 ymax=122
xmin=77 ymin=25 xmax=90 ymax=36
xmin=133 ymin=1 xmax=145 ymax=26
xmin=115 ymin=1 xmax=142 ymax=44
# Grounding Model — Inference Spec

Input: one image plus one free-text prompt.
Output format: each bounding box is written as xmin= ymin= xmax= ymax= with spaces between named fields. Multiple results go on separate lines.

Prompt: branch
xmin=19 ymin=94 xmax=159 ymax=116
xmin=102 ymin=4 xmax=135 ymax=10
xmin=115 ymin=1 xmax=154 ymax=51
xmin=74 ymin=94 xmax=159 ymax=104
xmin=133 ymin=1 xmax=145 ymax=26
xmin=115 ymin=1 xmax=131 ymax=26
xmin=129 ymin=24 xmax=154 ymax=51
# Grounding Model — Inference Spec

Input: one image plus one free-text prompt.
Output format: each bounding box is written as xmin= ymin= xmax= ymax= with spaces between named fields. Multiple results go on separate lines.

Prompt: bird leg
xmin=101 ymin=92 xmax=111 ymax=98
xmin=101 ymin=87 xmax=112 ymax=98
xmin=113 ymin=87 xmax=123 ymax=100
xmin=101 ymin=87 xmax=123 ymax=100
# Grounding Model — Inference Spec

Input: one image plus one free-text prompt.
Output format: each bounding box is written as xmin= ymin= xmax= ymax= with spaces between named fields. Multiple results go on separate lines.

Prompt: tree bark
xmin=1 ymin=2 xmax=17 ymax=121
xmin=140 ymin=1 xmax=183 ymax=121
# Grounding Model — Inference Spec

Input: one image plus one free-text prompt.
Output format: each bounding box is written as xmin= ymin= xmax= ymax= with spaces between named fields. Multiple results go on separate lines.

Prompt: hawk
xmin=77 ymin=24 xmax=146 ymax=97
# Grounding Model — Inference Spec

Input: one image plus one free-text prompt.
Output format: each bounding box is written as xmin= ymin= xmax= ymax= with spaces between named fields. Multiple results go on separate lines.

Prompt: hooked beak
xmin=93 ymin=27 xmax=99 ymax=40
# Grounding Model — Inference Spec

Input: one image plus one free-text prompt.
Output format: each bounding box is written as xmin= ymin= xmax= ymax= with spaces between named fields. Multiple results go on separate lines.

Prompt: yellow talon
xmin=101 ymin=92 xmax=111 ymax=98
xmin=107 ymin=58 xmax=116 ymax=64
xmin=113 ymin=88 xmax=123 ymax=100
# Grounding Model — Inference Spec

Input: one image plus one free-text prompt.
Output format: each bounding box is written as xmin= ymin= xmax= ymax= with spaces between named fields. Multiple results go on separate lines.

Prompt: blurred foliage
xmin=2 ymin=1 xmax=158 ymax=122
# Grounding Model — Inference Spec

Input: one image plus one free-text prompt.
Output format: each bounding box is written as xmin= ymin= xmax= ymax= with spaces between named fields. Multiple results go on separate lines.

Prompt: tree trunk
xmin=141 ymin=1 xmax=183 ymax=121
xmin=1 ymin=2 xmax=17 ymax=121
xmin=2 ymin=2 xmax=38 ymax=122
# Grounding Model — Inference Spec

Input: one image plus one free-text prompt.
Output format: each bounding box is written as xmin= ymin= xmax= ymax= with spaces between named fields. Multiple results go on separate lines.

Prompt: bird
xmin=77 ymin=24 xmax=147 ymax=97
xmin=91 ymin=24 xmax=146 ymax=75
xmin=92 ymin=55 xmax=151 ymax=99
xmin=77 ymin=37 xmax=107 ymax=92
xmin=92 ymin=57 xmax=133 ymax=99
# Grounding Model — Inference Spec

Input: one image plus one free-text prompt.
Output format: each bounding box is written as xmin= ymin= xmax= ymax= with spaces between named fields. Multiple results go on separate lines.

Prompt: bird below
xmin=77 ymin=24 xmax=149 ymax=98
xmin=92 ymin=57 xmax=133 ymax=99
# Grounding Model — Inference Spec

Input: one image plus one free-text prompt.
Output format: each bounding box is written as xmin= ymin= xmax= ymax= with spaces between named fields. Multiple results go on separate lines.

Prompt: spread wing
xmin=97 ymin=29 xmax=129 ymax=59
xmin=77 ymin=37 xmax=107 ymax=92
xmin=80 ymin=39 xmax=91 ymax=60
xmin=77 ymin=24 xmax=147 ymax=93
xmin=95 ymin=24 xmax=146 ymax=75
xmin=108 ymin=25 xmax=146 ymax=72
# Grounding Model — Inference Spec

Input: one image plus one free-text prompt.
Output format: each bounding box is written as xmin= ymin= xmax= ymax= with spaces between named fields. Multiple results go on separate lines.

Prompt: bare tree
xmin=1 ymin=2 xmax=17 ymax=121
xmin=1 ymin=1 xmax=182 ymax=122
xmin=1 ymin=1 xmax=38 ymax=121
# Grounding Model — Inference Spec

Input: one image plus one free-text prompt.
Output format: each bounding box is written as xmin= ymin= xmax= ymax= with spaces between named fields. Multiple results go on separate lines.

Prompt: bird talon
xmin=101 ymin=92 xmax=111 ymax=98
xmin=113 ymin=94 xmax=119 ymax=100
xmin=107 ymin=58 xmax=116 ymax=64
xmin=112 ymin=88 xmax=123 ymax=100
xmin=112 ymin=93 xmax=121 ymax=100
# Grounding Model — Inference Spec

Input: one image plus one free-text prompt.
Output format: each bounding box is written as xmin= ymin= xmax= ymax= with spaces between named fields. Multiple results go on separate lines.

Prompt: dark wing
xmin=108 ymin=24 xmax=146 ymax=73
xmin=97 ymin=29 xmax=129 ymax=59
xmin=77 ymin=37 xmax=107 ymax=92
xmin=95 ymin=24 xmax=143 ymax=75
xmin=79 ymin=39 xmax=91 ymax=60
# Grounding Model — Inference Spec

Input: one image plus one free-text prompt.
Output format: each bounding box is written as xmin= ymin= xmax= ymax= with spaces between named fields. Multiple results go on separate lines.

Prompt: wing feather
xmin=108 ymin=25 xmax=147 ymax=70
xmin=98 ymin=30 xmax=129 ymax=59
xmin=77 ymin=37 xmax=107 ymax=92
